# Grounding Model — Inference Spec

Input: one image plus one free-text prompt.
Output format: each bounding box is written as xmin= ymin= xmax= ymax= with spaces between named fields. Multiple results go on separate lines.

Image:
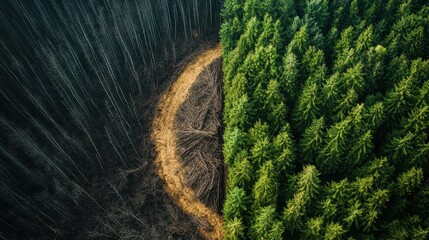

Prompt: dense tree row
xmin=0 ymin=0 xmax=220 ymax=238
xmin=221 ymin=0 xmax=429 ymax=239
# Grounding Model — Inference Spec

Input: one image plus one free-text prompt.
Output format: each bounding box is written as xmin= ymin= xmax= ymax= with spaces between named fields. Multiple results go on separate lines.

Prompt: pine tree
xmin=385 ymin=131 xmax=416 ymax=166
xmin=225 ymin=217 xmax=246 ymax=240
xmin=277 ymin=0 xmax=296 ymax=28
xmin=224 ymin=127 xmax=248 ymax=165
xmin=252 ymin=161 xmax=278 ymax=208
xmin=251 ymin=205 xmax=282 ymax=239
xmin=302 ymin=46 xmax=327 ymax=85
xmin=300 ymin=117 xmax=325 ymax=164
xmin=221 ymin=18 xmax=244 ymax=55
xmin=272 ymin=125 xmax=295 ymax=171
xmin=287 ymin=26 xmax=310 ymax=57
xmin=224 ymin=17 xmax=260 ymax=82
xmin=417 ymin=80 xmax=429 ymax=105
xmin=362 ymin=189 xmax=389 ymax=231
xmin=324 ymin=222 xmax=346 ymax=240
xmin=343 ymin=199 xmax=364 ymax=228
xmin=228 ymin=157 xmax=254 ymax=190
xmin=293 ymin=82 xmax=320 ymax=130
xmin=224 ymin=187 xmax=250 ymax=220
xmin=283 ymin=191 xmax=306 ymax=233
xmin=402 ymin=104 xmax=429 ymax=132
xmin=354 ymin=157 xmax=394 ymax=186
xmin=226 ymin=94 xmax=250 ymax=129
xmin=265 ymin=80 xmax=288 ymax=130
xmin=346 ymin=130 xmax=374 ymax=167
xmin=334 ymin=89 xmax=358 ymax=121
xmin=265 ymin=80 xmax=285 ymax=112
xmin=363 ymin=101 xmax=384 ymax=130
xmin=221 ymin=0 xmax=244 ymax=21
xmin=341 ymin=63 xmax=366 ymax=95
xmin=297 ymin=165 xmax=321 ymax=203
xmin=257 ymin=14 xmax=282 ymax=48
xmin=251 ymin=137 xmax=271 ymax=166
xmin=303 ymin=216 xmax=324 ymax=240
xmin=365 ymin=45 xmax=387 ymax=92
xmin=249 ymin=120 xmax=270 ymax=145
xmin=355 ymin=26 xmax=376 ymax=58
xmin=268 ymin=220 xmax=285 ymax=239
xmin=386 ymin=13 xmax=426 ymax=59
xmin=334 ymin=26 xmax=356 ymax=60
xmin=320 ymin=118 xmax=352 ymax=172
xmin=243 ymin=0 xmax=264 ymax=22
xmin=397 ymin=167 xmax=424 ymax=196
xmin=304 ymin=0 xmax=329 ymax=48
xmin=280 ymin=50 xmax=299 ymax=104
xmin=320 ymin=73 xmax=341 ymax=114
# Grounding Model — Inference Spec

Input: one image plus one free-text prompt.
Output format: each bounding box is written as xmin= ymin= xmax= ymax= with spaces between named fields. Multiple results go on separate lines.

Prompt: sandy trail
xmin=151 ymin=45 xmax=223 ymax=239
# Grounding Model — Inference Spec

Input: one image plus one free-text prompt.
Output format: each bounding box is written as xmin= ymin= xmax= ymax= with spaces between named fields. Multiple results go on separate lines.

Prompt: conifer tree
xmin=302 ymin=46 xmax=327 ymax=85
xmin=224 ymin=186 xmax=250 ymax=220
xmin=249 ymin=120 xmax=270 ymax=145
xmin=334 ymin=88 xmax=358 ymax=121
xmin=272 ymin=126 xmax=295 ymax=171
xmin=225 ymin=217 xmax=246 ymax=240
xmin=287 ymin=26 xmax=310 ymax=57
xmin=251 ymin=205 xmax=283 ymax=239
xmin=243 ymin=44 xmax=279 ymax=88
xmin=300 ymin=117 xmax=325 ymax=164
xmin=297 ymin=165 xmax=321 ymax=202
xmin=224 ymin=127 xmax=248 ymax=165
xmin=320 ymin=118 xmax=352 ymax=172
xmin=228 ymin=157 xmax=254 ymax=190
xmin=320 ymin=73 xmax=341 ymax=115
xmin=221 ymin=0 xmax=244 ymax=21
xmin=283 ymin=191 xmax=306 ymax=233
xmin=252 ymin=161 xmax=278 ymax=208
xmin=324 ymin=222 xmax=346 ymax=240
xmin=280 ymin=51 xmax=299 ymax=104
xmin=293 ymin=82 xmax=320 ymax=130
xmin=251 ymin=137 xmax=271 ymax=166
xmin=257 ymin=14 xmax=282 ymax=49
xmin=397 ymin=167 xmax=424 ymax=196
xmin=303 ymin=216 xmax=324 ymax=240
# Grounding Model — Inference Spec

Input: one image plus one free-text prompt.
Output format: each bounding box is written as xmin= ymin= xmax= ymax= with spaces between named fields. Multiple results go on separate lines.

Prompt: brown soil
xmin=151 ymin=45 xmax=223 ymax=239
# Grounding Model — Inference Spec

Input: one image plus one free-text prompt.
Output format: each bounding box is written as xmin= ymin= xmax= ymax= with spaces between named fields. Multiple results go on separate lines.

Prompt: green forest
xmin=221 ymin=0 xmax=429 ymax=239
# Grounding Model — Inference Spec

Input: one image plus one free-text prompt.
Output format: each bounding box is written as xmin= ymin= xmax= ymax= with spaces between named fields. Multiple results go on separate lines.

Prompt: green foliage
xmin=397 ymin=167 xmax=424 ymax=196
xmin=293 ymin=82 xmax=320 ymax=130
xmin=386 ymin=13 xmax=426 ymax=58
xmin=250 ymin=137 xmax=271 ymax=166
xmin=223 ymin=127 xmax=247 ymax=165
xmin=224 ymin=187 xmax=250 ymax=220
xmin=228 ymin=157 xmax=254 ymax=190
xmin=252 ymin=161 xmax=278 ymax=208
xmin=324 ymin=222 xmax=346 ymax=240
xmin=300 ymin=117 xmax=325 ymax=164
xmin=251 ymin=205 xmax=283 ymax=239
xmin=225 ymin=217 xmax=246 ymax=240
xmin=303 ymin=216 xmax=324 ymax=239
xmin=280 ymin=51 xmax=299 ymax=103
xmin=221 ymin=0 xmax=429 ymax=238
xmin=297 ymin=165 xmax=321 ymax=202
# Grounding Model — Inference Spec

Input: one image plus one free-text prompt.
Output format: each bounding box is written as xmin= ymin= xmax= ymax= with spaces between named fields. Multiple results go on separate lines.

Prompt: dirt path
xmin=151 ymin=45 xmax=223 ymax=239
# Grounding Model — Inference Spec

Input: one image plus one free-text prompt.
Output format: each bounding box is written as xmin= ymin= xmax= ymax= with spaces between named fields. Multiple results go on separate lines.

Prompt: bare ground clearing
xmin=151 ymin=45 xmax=223 ymax=239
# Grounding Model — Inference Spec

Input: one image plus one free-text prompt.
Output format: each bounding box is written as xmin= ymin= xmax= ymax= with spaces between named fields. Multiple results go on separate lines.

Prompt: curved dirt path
xmin=152 ymin=45 xmax=223 ymax=239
